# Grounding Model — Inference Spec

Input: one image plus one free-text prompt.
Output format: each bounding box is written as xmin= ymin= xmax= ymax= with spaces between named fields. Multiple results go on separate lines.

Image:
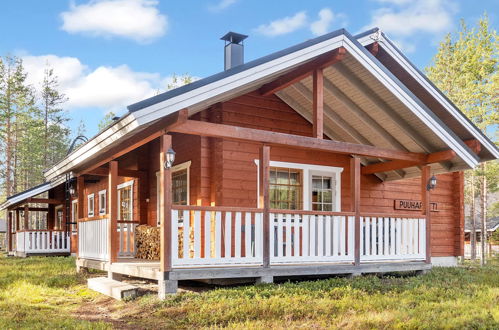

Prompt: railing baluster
xmin=183 ymin=211 xmax=191 ymax=259
xmin=309 ymin=215 xmax=316 ymax=257
xmin=302 ymin=214 xmax=309 ymax=257
xmin=325 ymin=215 xmax=331 ymax=257
xmin=277 ymin=214 xmax=284 ymax=258
xmin=215 ymin=211 xmax=222 ymax=259
xmin=293 ymin=213 xmax=300 ymax=257
xmin=244 ymin=212 xmax=251 ymax=258
xmin=285 ymin=214 xmax=292 ymax=257
xmin=235 ymin=212 xmax=242 ymax=259
xmin=194 ymin=210 xmax=201 ymax=259
xmin=204 ymin=210 xmax=211 ymax=259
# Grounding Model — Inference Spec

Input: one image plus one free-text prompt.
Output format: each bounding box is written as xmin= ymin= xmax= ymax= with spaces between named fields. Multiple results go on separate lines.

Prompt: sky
xmin=0 ymin=0 xmax=497 ymax=139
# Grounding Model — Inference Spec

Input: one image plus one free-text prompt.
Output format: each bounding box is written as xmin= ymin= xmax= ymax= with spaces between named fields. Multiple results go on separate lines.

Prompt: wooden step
xmin=87 ymin=277 xmax=138 ymax=300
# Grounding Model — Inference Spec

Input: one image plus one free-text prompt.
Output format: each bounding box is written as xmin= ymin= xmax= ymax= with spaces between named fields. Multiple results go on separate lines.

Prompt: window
xmin=118 ymin=181 xmax=133 ymax=221
xmin=55 ymin=205 xmax=63 ymax=230
xmin=87 ymin=194 xmax=95 ymax=217
xmin=98 ymin=190 xmax=107 ymax=215
xmin=172 ymin=169 xmax=188 ymax=205
xmin=269 ymin=167 xmax=303 ymax=210
xmin=156 ymin=161 xmax=191 ymax=226
xmin=311 ymin=175 xmax=334 ymax=211
xmin=257 ymin=160 xmax=343 ymax=212
xmin=71 ymin=200 xmax=78 ymax=233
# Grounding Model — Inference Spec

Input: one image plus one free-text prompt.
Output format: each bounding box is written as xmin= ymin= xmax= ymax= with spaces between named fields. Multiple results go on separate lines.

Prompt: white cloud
xmin=310 ymin=8 xmax=347 ymax=36
xmin=361 ymin=0 xmax=457 ymax=52
xmin=60 ymin=0 xmax=167 ymax=43
xmin=255 ymin=11 xmax=308 ymax=37
xmin=22 ymin=54 xmax=167 ymax=111
xmin=208 ymin=0 xmax=238 ymax=12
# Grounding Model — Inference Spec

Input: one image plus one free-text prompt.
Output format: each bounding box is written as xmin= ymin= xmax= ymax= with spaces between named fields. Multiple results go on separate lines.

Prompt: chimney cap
xmin=220 ymin=31 xmax=248 ymax=44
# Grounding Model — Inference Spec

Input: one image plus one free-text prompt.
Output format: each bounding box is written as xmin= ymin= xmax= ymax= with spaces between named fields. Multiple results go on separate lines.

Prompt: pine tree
xmin=426 ymin=14 xmax=498 ymax=264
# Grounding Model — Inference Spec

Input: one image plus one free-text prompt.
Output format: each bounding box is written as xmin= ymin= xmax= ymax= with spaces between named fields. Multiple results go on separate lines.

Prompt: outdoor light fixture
xmin=69 ymin=181 xmax=76 ymax=197
xmin=427 ymin=175 xmax=437 ymax=191
xmin=164 ymin=148 xmax=176 ymax=169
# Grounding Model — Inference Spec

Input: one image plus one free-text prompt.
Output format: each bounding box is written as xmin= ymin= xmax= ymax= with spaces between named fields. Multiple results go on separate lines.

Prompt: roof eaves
xmin=357 ymin=29 xmax=499 ymax=160
xmin=343 ymin=29 xmax=480 ymax=167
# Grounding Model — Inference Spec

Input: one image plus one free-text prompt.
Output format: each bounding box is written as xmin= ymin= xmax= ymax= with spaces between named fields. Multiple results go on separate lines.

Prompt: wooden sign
xmin=394 ymin=199 xmax=438 ymax=212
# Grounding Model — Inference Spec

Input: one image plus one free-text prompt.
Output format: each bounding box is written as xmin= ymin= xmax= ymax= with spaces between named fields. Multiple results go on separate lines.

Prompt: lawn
xmin=0 ymin=254 xmax=498 ymax=329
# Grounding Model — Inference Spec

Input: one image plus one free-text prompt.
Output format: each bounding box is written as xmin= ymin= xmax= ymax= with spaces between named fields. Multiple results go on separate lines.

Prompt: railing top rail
xmin=117 ymin=220 xmax=140 ymax=224
xmin=79 ymin=215 xmax=109 ymax=222
xmin=360 ymin=213 xmax=426 ymax=219
xmin=15 ymin=229 xmax=68 ymax=233
xmin=269 ymin=209 xmax=356 ymax=216
xmin=172 ymin=205 xmax=262 ymax=213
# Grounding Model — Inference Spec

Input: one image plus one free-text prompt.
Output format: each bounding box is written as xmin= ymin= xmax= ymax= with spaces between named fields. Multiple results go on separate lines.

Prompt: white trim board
xmin=254 ymin=160 xmax=343 ymax=211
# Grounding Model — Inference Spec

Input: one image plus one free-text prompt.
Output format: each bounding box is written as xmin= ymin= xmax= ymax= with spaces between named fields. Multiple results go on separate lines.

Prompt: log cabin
xmin=1 ymin=28 xmax=498 ymax=297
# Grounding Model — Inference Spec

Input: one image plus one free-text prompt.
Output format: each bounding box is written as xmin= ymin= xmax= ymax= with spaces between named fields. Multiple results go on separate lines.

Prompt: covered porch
xmin=3 ymin=182 xmax=72 ymax=257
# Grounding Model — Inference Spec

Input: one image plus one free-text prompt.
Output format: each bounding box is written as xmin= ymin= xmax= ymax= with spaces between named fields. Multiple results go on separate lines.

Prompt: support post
xmin=312 ymin=69 xmax=324 ymax=139
xmin=160 ymin=134 xmax=173 ymax=273
xmin=351 ymin=157 xmax=361 ymax=266
xmin=259 ymin=145 xmax=271 ymax=268
xmin=421 ymin=166 xmax=431 ymax=264
xmin=7 ymin=211 xmax=12 ymax=252
xmin=109 ymin=161 xmax=118 ymax=263
xmin=24 ymin=204 xmax=29 ymax=230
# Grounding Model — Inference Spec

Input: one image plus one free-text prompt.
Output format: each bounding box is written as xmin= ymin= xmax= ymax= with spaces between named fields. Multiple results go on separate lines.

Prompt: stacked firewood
xmin=135 ymin=225 xmax=160 ymax=260
xmin=135 ymin=225 xmax=185 ymax=260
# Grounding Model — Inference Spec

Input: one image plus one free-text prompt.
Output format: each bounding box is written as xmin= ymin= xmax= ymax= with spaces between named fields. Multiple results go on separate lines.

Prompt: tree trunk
xmin=470 ymin=174 xmax=476 ymax=260
xmin=480 ymin=163 xmax=487 ymax=266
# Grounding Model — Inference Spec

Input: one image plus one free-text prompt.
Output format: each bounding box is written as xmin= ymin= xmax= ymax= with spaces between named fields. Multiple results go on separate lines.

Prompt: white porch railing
xmin=118 ymin=221 xmax=138 ymax=258
xmin=360 ymin=216 xmax=426 ymax=261
xmin=171 ymin=206 xmax=263 ymax=268
xmin=270 ymin=211 xmax=355 ymax=264
xmin=15 ymin=230 xmax=70 ymax=254
xmin=78 ymin=218 xmax=109 ymax=260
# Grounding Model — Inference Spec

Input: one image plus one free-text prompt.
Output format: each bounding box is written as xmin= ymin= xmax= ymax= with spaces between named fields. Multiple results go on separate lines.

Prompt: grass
xmin=0 ymin=254 xmax=498 ymax=329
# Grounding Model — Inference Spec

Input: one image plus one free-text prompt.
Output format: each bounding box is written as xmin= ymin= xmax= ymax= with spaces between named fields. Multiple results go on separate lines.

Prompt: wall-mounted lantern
xmin=164 ymin=148 xmax=176 ymax=169
xmin=69 ymin=180 xmax=76 ymax=197
xmin=426 ymin=175 xmax=437 ymax=191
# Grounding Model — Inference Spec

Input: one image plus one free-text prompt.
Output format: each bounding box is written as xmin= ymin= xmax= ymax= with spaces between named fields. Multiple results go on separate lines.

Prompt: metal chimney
xmin=221 ymin=32 xmax=248 ymax=70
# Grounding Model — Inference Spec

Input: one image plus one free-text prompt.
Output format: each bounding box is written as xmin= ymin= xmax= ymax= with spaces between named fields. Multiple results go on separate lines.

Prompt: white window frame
xmin=156 ymin=160 xmax=191 ymax=226
xmin=87 ymin=193 xmax=95 ymax=217
xmin=98 ymin=189 xmax=107 ymax=216
xmin=71 ymin=199 xmax=78 ymax=233
xmin=54 ymin=205 xmax=63 ymax=230
xmin=255 ymin=160 xmax=343 ymax=211
xmin=117 ymin=180 xmax=134 ymax=221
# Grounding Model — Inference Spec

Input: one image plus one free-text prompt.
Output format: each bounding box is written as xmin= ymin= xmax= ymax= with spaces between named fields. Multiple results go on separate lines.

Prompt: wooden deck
xmin=77 ymin=257 xmax=431 ymax=282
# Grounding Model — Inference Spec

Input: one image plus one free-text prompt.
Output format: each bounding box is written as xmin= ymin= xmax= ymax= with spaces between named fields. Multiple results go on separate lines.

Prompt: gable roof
xmin=43 ymin=28 xmax=495 ymax=181
xmin=356 ymin=28 xmax=499 ymax=162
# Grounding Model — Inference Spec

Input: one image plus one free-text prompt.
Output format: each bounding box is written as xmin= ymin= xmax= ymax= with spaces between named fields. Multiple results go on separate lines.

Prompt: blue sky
xmin=1 ymin=0 xmax=497 ymax=138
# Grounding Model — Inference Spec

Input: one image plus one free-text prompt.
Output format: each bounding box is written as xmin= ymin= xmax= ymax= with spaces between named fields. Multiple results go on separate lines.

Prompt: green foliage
xmin=98 ymin=111 xmax=117 ymax=132
xmin=165 ymin=73 xmax=194 ymax=91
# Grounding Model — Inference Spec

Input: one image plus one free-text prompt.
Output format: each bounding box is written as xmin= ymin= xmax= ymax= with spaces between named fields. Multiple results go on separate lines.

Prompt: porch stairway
xmin=87 ymin=277 xmax=138 ymax=300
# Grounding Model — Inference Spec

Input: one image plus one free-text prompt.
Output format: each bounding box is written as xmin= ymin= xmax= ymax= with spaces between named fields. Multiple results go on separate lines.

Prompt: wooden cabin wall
xmin=183 ymin=90 xmax=465 ymax=257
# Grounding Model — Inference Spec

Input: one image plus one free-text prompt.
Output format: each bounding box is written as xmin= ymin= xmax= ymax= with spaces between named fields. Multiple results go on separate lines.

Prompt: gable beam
xmin=278 ymin=90 xmax=387 ymax=181
xmin=259 ymin=47 xmax=346 ymax=97
xmin=366 ymin=42 xmax=379 ymax=56
xmin=292 ymin=83 xmax=404 ymax=178
xmin=362 ymin=139 xmax=482 ymax=174
xmin=171 ymin=120 xmax=426 ymax=162
xmin=312 ymin=69 xmax=324 ymax=139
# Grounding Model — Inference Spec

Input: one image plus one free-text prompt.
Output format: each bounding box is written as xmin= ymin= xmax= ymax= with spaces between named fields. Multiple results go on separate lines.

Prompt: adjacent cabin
xmin=1 ymin=28 xmax=498 ymax=297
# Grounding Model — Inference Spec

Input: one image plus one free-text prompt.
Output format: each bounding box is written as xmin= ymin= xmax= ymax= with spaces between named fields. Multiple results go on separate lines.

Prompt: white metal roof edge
xmin=0 ymin=176 xmax=66 ymax=210
xmin=357 ymin=31 xmax=499 ymax=160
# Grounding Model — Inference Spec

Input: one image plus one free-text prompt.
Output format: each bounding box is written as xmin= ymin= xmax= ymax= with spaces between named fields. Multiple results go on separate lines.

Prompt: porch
xmin=77 ymin=204 xmax=430 ymax=283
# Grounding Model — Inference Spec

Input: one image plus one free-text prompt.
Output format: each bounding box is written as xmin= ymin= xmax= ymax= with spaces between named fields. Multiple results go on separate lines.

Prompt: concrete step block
xmin=87 ymin=277 xmax=138 ymax=300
